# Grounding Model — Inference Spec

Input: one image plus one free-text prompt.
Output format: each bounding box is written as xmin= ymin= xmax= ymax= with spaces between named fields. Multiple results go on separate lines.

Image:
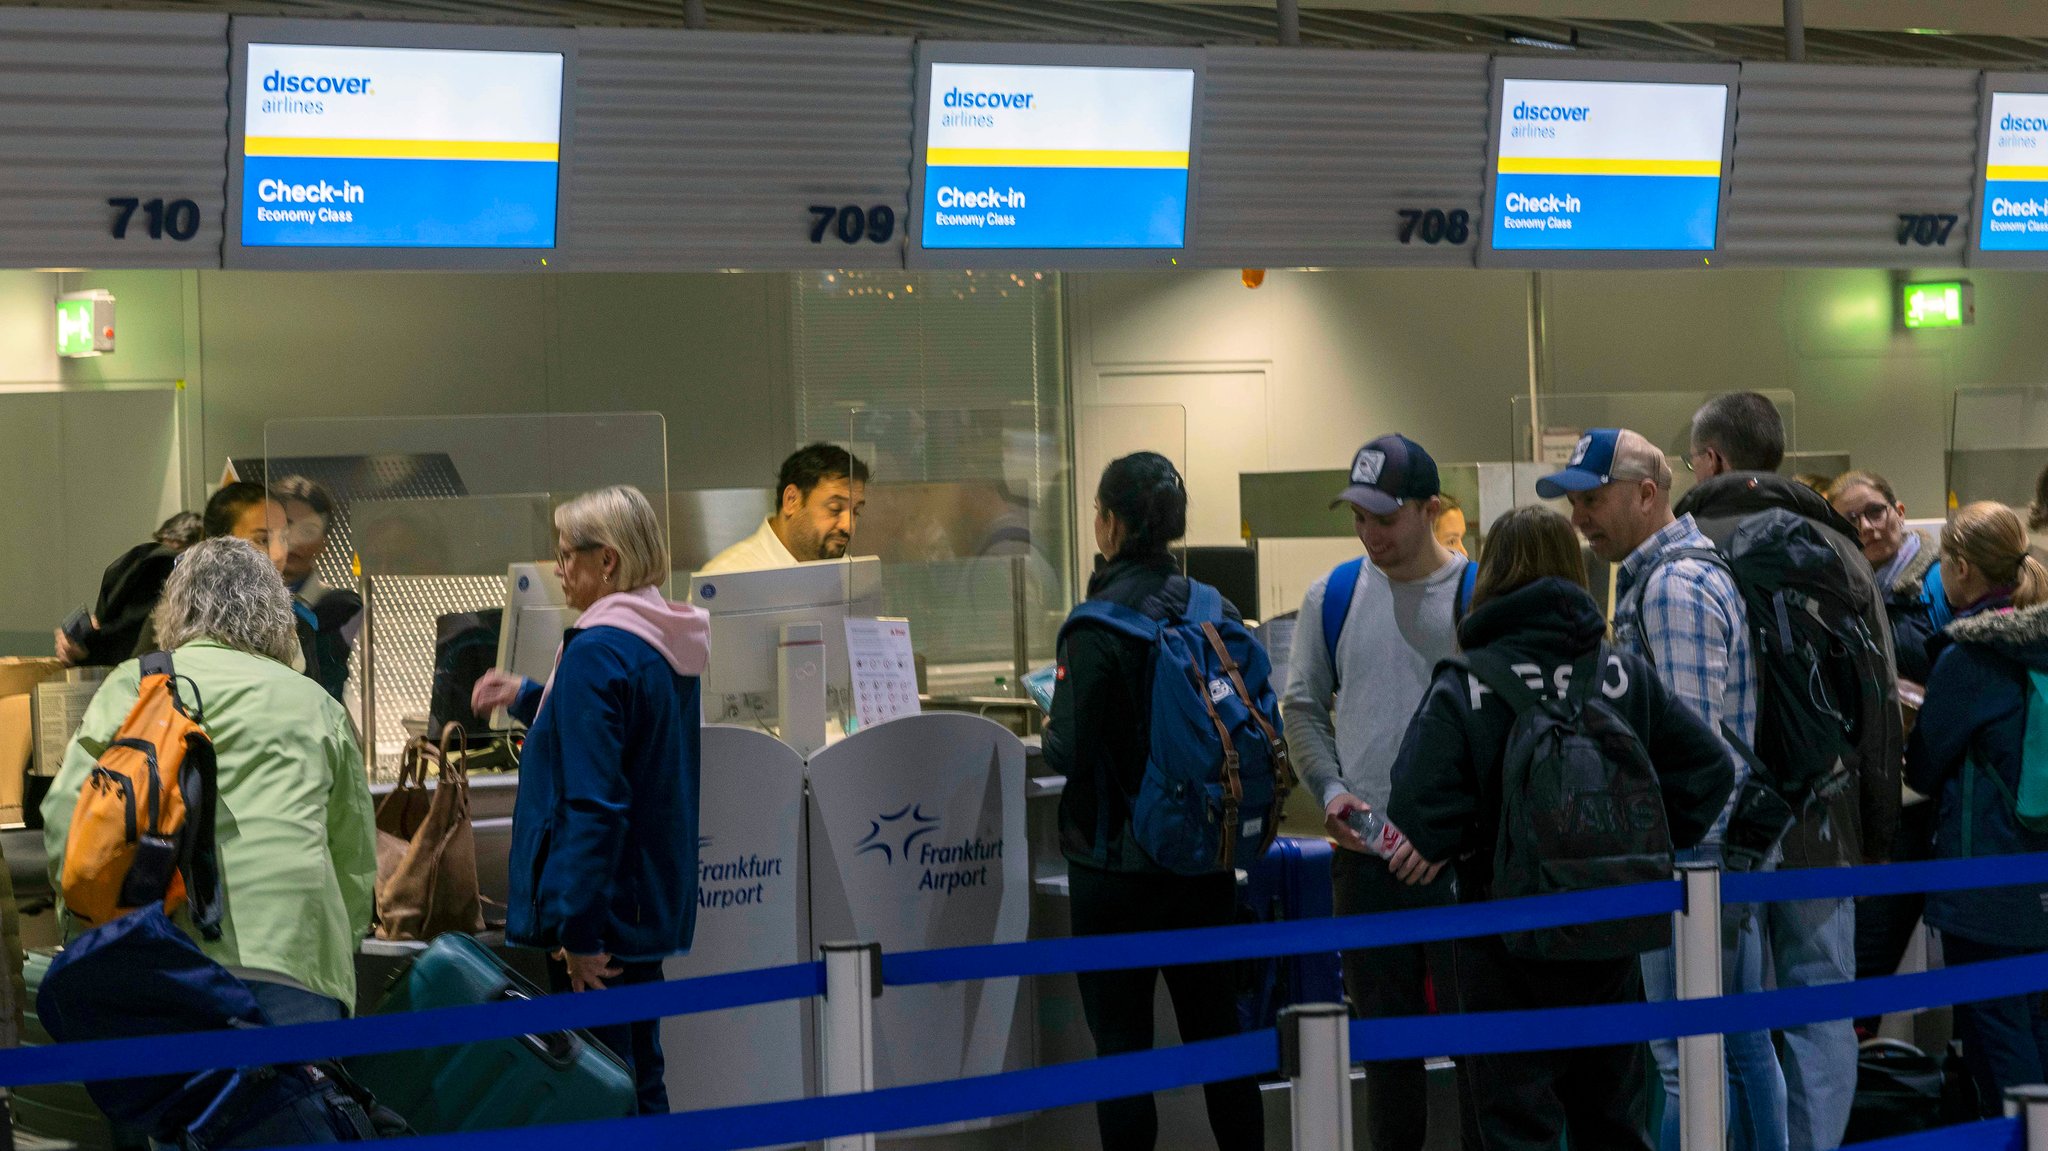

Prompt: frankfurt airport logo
xmin=856 ymin=804 xmax=942 ymax=865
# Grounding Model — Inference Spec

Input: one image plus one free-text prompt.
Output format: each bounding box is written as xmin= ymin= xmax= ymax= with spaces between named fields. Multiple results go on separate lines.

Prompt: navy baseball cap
xmin=1535 ymin=428 xmax=1672 ymax=499
xmin=1333 ymin=434 xmax=1441 ymax=516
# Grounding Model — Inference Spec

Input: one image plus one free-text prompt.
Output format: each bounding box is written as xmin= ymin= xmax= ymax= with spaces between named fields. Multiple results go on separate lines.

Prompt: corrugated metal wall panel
xmin=1723 ymin=63 xmax=1980 ymax=268
xmin=566 ymin=29 xmax=912 ymax=271
xmin=0 ymin=10 xmax=226 ymax=270
xmin=1193 ymin=48 xmax=1488 ymax=268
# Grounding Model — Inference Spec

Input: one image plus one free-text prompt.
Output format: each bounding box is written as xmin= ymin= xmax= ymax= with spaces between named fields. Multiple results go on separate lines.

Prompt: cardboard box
xmin=0 ymin=659 xmax=63 ymax=826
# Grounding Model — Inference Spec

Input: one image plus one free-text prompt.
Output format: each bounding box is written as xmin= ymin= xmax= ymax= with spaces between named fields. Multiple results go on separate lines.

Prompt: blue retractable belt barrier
xmin=883 ymin=878 xmax=1683 ymax=986
xmin=247 ymin=1028 xmax=1279 ymax=1151
xmin=1835 ymin=1117 xmax=2022 ymax=1150
xmin=1723 ymin=852 xmax=2048 ymax=906
xmin=1351 ymin=949 xmax=2048 ymax=1062
xmin=0 ymin=959 xmax=823 ymax=1089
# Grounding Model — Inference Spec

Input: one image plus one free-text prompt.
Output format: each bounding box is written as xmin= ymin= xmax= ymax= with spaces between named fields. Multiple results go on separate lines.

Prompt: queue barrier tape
xmin=882 ymin=877 xmax=1684 ymax=986
xmin=23 ymin=851 xmax=2048 ymax=1093
xmin=1840 ymin=1118 xmax=2022 ymax=1150
xmin=1724 ymin=853 xmax=2048 ymax=906
xmin=245 ymin=1028 xmax=1282 ymax=1151
xmin=227 ymin=956 xmax=2048 ymax=1151
xmin=0 ymin=959 xmax=824 ymax=1090
xmin=1352 ymin=949 xmax=2048 ymax=1062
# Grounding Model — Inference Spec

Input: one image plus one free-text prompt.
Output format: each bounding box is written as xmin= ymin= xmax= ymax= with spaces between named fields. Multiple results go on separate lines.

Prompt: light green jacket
xmin=41 ymin=641 xmax=375 ymax=1009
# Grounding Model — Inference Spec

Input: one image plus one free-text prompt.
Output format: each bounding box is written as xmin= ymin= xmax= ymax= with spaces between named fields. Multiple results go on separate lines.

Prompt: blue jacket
xmin=1905 ymin=595 xmax=2048 ymax=949
xmin=507 ymin=622 xmax=705 ymax=961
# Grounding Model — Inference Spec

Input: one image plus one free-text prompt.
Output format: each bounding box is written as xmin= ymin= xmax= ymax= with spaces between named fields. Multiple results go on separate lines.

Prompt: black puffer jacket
xmin=1676 ymin=472 xmax=1904 ymax=868
xmin=1046 ymin=553 xmax=1244 ymax=872
xmin=1386 ymin=578 xmax=1735 ymax=898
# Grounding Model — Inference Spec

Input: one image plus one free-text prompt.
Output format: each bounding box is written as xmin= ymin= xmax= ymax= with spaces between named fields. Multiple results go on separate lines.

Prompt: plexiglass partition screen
xmin=265 ymin=413 xmax=667 ymax=776
xmin=1950 ymin=388 xmax=2048 ymax=512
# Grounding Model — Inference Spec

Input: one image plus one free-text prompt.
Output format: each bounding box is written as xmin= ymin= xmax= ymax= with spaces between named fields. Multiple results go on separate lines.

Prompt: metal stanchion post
xmin=820 ymin=941 xmax=881 ymax=1151
xmin=1281 ymin=1003 xmax=1352 ymax=1151
xmin=2008 ymin=1084 xmax=2048 ymax=1143
xmin=1676 ymin=862 xmax=1726 ymax=1151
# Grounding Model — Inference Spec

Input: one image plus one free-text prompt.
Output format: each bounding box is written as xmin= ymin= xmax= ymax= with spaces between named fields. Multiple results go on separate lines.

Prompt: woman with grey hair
xmin=472 ymin=484 xmax=709 ymax=1115
xmin=42 ymin=536 xmax=376 ymax=1025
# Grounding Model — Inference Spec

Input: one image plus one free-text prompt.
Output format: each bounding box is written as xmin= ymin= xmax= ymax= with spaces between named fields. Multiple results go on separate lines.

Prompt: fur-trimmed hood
xmin=1945 ymin=599 xmax=2048 ymax=667
xmin=1889 ymin=530 xmax=1940 ymax=600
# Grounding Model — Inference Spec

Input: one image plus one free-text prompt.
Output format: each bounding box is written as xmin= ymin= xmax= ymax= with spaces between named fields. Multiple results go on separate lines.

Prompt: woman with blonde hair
xmin=1906 ymin=501 xmax=2048 ymax=1109
xmin=472 ymin=485 xmax=709 ymax=1114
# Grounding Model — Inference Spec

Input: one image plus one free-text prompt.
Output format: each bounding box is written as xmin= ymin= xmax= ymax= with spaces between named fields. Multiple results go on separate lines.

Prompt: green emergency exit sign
xmin=1901 ymin=281 xmax=1972 ymax=329
xmin=56 ymin=290 xmax=115 ymax=357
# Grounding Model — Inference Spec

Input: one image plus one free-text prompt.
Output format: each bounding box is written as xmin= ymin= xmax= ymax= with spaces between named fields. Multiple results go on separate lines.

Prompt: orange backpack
xmin=60 ymin=652 xmax=224 ymax=938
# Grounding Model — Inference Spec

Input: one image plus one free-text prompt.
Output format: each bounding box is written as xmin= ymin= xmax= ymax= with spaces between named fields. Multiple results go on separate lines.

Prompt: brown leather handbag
xmin=373 ymin=724 xmax=485 ymax=941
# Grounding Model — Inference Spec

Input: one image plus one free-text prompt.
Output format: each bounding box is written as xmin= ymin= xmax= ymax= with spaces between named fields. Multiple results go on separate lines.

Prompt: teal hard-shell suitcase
xmin=344 ymin=933 xmax=636 ymax=1133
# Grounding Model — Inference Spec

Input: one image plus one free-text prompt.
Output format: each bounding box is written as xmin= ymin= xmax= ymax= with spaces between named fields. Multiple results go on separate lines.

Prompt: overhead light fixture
xmin=1505 ymin=28 xmax=1578 ymax=51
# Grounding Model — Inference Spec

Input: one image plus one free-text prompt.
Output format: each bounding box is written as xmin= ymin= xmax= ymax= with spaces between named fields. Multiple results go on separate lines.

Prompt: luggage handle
xmin=497 ymin=986 xmax=583 ymax=1067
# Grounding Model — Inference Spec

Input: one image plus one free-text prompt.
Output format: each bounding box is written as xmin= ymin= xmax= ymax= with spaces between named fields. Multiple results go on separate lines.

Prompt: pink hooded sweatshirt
xmin=539 ymin=584 xmax=710 ymax=707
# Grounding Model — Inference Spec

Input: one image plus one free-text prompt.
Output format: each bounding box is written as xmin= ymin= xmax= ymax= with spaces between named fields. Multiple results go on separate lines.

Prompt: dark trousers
xmin=1068 ymin=862 xmax=1264 ymax=1151
xmin=1449 ymin=932 xmax=1654 ymax=1151
xmin=1943 ymin=932 xmax=2048 ymax=1117
xmin=1332 ymin=848 xmax=1457 ymax=1151
xmin=1855 ymin=801 xmax=1939 ymax=1031
xmin=547 ymin=957 xmax=670 ymax=1115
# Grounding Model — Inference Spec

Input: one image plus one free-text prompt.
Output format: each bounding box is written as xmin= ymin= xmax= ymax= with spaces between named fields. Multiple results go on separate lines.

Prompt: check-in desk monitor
xmin=689 ymin=558 xmax=883 ymax=729
xmin=496 ymin=562 xmax=576 ymax=687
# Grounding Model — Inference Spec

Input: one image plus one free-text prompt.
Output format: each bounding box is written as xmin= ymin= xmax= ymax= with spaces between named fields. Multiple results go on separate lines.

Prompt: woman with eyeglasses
xmin=470 ymin=485 xmax=710 ymax=1115
xmin=1827 ymin=470 xmax=1944 ymax=686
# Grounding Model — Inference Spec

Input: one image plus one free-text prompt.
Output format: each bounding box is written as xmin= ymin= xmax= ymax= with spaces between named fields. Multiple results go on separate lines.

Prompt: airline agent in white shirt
xmin=699 ymin=443 xmax=869 ymax=575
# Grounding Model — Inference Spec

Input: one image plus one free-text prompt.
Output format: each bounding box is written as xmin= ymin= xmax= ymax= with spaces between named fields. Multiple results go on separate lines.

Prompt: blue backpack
xmin=1061 ymin=580 xmax=1293 ymax=875
xmin=1321 ymin=557 xmax=1478 ymax=677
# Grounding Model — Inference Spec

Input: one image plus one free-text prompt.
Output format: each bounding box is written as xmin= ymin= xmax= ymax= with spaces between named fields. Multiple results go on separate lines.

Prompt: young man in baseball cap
xmin=1281 ymin=433 xmax=1473 ymax=1151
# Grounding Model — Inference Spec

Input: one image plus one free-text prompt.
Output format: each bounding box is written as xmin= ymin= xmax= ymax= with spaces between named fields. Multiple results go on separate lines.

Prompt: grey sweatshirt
xmin=1282 ymin=554 xmax=1465 ymax=812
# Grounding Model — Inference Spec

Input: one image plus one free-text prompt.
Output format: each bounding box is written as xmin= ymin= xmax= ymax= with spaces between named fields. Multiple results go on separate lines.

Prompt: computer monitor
xmin=496 ymin=563 xmax=577 ymax=687
xmin=688 ymin=557 xmax=883 ymax=728
xmin=1177 ymin=545 xmax=1260 ymax=621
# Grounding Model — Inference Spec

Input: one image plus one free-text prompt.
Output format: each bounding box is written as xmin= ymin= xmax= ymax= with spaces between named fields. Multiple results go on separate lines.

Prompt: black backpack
xmin=1627 ymin=507 xmax=1890 ymax=863
xmin=1450 ymin=648 xmax=1675 ymax=961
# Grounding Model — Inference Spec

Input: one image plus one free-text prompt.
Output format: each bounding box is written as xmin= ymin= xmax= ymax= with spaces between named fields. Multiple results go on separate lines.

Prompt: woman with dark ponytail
xmin=1907 ymin=501 xmax=2048 ymax=1107
xmin=1044 ymin=452 xmax=1264 ymax=1150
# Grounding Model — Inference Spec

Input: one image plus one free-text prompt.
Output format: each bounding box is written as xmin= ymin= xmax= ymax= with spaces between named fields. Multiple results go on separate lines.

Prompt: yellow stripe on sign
xmin=244 ymin=137 xmax=559 ymax=162
xmin=1988 ymin=165 xmax=2048 ymax=182
xmin=1497 ymin=157 xmax=1722 ymax=177
xmin=926 ymin=147 xmax=1189 ymax=169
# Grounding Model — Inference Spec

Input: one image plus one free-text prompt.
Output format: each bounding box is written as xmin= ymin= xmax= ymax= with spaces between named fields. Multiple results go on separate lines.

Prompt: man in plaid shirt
xmin=1542 ymin=428 xmax=1784 ymax=1151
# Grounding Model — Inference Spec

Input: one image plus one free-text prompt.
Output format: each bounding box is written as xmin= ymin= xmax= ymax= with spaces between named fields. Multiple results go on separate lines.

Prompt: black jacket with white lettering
xmin=1386 ymin=577 xmax=1735 ymax=898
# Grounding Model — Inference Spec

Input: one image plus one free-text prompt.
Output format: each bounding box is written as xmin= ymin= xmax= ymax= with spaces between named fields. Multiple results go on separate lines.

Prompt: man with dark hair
xmin=1688 ymin=390 xmax=1787 ymax=475
xmin=699 ymin=443 xmax=870 ymax=574
xmin=56 ymin=487 xmax=288 ymax=667
xmin=273 ymin=475 xmax=362 ymax=702
xmin=1681 ymin=393 xmax=1901 ymax=1151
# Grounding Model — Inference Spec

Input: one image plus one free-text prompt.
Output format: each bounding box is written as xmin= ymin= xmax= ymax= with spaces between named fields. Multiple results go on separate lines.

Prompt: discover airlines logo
xmin=855 ymin=803 xmax=1003 ymax=894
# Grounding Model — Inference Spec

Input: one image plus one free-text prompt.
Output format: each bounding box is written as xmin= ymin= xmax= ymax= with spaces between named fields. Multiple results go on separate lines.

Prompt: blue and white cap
xmin=1535 ymin=428 xmax=1672 ymax=499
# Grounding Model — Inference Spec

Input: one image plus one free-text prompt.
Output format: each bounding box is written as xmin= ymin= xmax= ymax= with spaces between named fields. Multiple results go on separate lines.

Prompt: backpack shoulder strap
xmin=1454 ymin=559 xmax=1479 ymax=622
xmin=1185 ymin=579 xmax=1225 ymax=625
xmin=1062 ymin=599 xmax=1162 ymax=645
xmin=1445 ymin=649 xmax=1543 ymax=716
xmin=138 ymin=650 xmax=173 ymax=680
xmin=1321 ymin=558 xmax=1365 ymax=668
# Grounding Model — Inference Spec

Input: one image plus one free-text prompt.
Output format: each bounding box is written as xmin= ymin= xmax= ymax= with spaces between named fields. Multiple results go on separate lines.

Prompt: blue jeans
xmin=1643 ymin=900 xmax=1788 ymax=1151
xmin=245 ymin=981 xmax=347 ymax=1025
xmin=1765 ymin=897 xmax=1856 ymax=1151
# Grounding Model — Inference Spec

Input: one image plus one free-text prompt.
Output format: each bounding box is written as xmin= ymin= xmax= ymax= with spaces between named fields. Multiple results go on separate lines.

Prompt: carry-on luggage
xmin=18 ymin=948 xmax=120 ymax=1150
xmin=1843 ymin=1038 xmax=1980 ymax=1142
xmin=345 ymin=932 xmax=636 ymax=1133
xmin=1237 ymin=835 xmax=1344 ymax=1031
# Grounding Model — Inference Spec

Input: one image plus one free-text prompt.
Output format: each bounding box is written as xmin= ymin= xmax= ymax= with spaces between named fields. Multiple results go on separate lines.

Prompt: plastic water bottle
xmin=1346 ymin=807 xmax=1407 ymax=859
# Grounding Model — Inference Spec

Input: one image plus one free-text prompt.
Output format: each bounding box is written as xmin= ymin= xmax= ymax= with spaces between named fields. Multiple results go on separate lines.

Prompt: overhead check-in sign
xmin=1978 ymin=90 xmax=2048 ymax=255
xmin=240 ymin=43 xmax=562 ymax=249
xmin=1481 ymin=63 xmax=1736 ymax=269
xmin=910 ymin=44 xmax=1202 ymax=268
